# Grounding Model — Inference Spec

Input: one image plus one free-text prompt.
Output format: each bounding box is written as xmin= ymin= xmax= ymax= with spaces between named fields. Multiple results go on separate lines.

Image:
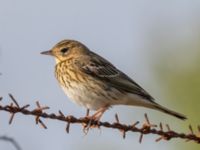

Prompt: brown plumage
xmin=41 ymin=39 xmax=187 ymax=121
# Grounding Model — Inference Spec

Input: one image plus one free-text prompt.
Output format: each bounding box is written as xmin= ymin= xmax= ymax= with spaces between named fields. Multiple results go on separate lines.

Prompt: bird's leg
xmin=90 ymin=105 xmax=109 ymax=122
xmin=83 ymin=106 xmax=109 ymax=133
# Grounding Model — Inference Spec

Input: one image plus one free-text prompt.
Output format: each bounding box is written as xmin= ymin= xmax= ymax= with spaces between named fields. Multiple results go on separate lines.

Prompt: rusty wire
xmin=0 ymin=94 xmax=200 ymax=144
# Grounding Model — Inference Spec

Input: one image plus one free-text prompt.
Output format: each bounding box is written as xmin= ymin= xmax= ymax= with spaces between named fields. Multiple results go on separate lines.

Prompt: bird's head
xmin=41 ymin=40 xmax=89 ymax=63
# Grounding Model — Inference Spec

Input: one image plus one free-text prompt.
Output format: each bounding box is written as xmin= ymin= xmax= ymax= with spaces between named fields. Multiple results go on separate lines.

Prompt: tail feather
xmin=153 ymin=104 xmax=187 ymax=120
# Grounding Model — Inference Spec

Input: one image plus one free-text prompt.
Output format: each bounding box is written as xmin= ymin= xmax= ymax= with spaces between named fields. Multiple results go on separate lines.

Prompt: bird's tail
xmin=152 ymin=103 xmax=187 ymax=120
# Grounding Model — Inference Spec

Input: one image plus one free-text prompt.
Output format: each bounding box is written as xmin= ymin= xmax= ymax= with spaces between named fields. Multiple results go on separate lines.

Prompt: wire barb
xmin=8 ymin=94 xmax=20 ymax=108
xmin=166 ymin=124 xmax=171 ymax=131
xmin=59 ymin=110 xmax=65 ymax=117
xmin=189 ymin=125 xmax=194 ymax=135
xmin=20 ymin=104 xmax=30 ymax=110
xmin=34 ymin=101 xmax=49 ymax=129
xmin=66 ymin=122 xmax=70 ymax=133
xmin=86 ymin=109 xmax=90 ymax=117
xmin=132 ymin=121 xmax=139 ymax=128
xmin=0 ymin=95 xmax=200 ymax=144
xmin=139 ymin=133 xmax=144 ymax=143
xmin=115 ymin=113 xmax=119 ymax=123
xmin=159 ymin=122 xmax=163 ymax=131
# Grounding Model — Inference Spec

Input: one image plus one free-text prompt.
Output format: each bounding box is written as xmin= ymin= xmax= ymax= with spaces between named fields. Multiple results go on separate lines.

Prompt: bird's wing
xmin=76 ymin=52 xmax=155 ymax=102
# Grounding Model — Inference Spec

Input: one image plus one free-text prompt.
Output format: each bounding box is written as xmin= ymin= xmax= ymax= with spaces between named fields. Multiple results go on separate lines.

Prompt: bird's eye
xmin=60 ymin=48 xmax=69 ymax=54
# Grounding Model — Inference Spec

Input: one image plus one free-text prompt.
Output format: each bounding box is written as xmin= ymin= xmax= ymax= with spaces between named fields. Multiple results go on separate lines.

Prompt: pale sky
xmin=0 ymin=0 xmax=200 ymax=150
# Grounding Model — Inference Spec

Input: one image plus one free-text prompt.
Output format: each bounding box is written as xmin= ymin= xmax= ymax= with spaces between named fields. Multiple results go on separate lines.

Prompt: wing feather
xmin=76 ymin=52 xmax=155 ymax=102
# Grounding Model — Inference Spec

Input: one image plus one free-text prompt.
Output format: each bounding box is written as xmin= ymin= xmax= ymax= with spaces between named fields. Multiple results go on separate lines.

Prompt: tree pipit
xmin=41 ymin=40 xmax=186 ymax=121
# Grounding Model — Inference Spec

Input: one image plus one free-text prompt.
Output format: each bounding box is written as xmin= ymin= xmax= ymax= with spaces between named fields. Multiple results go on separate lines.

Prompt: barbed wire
xmin=0 ymin=94 xmax=200 ymax=144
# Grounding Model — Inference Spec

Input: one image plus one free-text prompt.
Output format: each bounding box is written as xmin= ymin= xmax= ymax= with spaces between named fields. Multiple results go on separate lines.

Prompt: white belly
xmin=61 ymin=83 xmax=110 ymax=110
xmin=60 ymin=82 xmax=154 ymax=110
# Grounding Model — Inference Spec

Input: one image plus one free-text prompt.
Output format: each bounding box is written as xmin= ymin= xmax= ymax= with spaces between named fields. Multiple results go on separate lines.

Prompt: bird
xmin=41 ymin=39 xmax=186 ymax=121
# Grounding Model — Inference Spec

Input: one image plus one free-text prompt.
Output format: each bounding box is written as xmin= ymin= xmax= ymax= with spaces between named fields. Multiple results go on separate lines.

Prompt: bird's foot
xmin=82 ymin=106 xmax=108 ymax=133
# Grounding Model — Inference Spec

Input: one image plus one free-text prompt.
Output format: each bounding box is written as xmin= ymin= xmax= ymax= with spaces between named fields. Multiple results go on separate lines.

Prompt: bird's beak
xmin=40 ymin=50 xmax=53 ymax=56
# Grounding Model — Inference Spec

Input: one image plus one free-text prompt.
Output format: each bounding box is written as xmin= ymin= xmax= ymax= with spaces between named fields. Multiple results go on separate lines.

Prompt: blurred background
xmin=0 ymin=0 xmax=200 ymax=150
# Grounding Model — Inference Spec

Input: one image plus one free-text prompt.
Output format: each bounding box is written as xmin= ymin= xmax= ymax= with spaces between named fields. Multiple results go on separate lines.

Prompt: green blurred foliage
xmin=154 ymin=50 xmax=200 ymax=150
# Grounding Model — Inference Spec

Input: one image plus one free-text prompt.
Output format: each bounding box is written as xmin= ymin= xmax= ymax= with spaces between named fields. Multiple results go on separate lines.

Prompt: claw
xmin=82 ymin=106 xmax=109 ymax=133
